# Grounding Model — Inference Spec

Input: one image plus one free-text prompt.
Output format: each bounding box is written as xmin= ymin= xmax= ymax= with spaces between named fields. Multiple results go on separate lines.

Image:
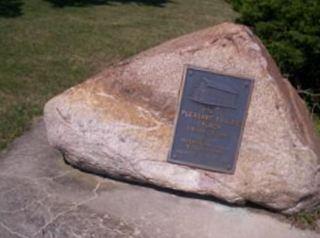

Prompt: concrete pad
xmin=0 ymin=119 xmax=318 ymax=238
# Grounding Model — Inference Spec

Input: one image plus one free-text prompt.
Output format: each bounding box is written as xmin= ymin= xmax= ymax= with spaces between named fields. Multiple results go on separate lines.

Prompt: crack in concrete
xmin=0 ymin=197 xmax=48 ymax=214
xmin=0 ymin=221 xmax=30 ymax=238
xmin=0 ymin=170 xmax=74 ymax=182
xmin=32 ymin=180 xmax=101 ymax=237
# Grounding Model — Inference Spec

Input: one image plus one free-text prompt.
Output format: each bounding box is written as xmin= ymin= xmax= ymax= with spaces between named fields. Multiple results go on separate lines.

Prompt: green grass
xmin=288 ymin=208 xmax=320 ymax=231
xmin=0 ymin=0 xmax=237 ymax=150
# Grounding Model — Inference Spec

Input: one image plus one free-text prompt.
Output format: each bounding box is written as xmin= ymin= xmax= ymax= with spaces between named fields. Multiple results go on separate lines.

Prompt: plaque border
xmin=167 ymin=65 xmax=255 ymax=174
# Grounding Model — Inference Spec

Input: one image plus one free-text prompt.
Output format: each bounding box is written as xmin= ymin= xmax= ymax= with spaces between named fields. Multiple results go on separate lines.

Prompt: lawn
xmin=1 ymin=0 xmax=319 ymax=151
xmin=0 ymin=0 xmax=237 ymax=150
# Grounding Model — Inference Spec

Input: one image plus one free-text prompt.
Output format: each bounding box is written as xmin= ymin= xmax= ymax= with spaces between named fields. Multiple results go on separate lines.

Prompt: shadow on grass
xmin=45 ymin=0 xmax=171 ymax=8
xmin=0 ymin=0 xmax=24 ymax=18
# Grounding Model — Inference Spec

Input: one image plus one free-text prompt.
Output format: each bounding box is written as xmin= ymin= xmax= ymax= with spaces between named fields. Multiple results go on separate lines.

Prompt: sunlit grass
xmin=0 ymin=0 xmax=237 ymax=149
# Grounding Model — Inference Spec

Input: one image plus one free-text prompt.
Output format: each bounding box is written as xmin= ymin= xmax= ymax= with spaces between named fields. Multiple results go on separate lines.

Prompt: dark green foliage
xmin=45 ymin=0 xmax=170 ymax=8
xmin=0 ymin=0 xmax=23 ymax=17
xmin=46 ymin=0 xmax=108 ymax=7
xmin=229 ymin=0 xmax=320 ymax=113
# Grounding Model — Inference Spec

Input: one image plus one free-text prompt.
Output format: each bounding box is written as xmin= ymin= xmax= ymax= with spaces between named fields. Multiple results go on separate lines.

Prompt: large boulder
xmin=44 ymin=22 xmax=320 ymax=214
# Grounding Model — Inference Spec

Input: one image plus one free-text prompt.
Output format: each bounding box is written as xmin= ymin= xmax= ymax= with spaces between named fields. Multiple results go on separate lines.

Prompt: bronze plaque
xmin=168 ymin=66 xmax=254 ymax=174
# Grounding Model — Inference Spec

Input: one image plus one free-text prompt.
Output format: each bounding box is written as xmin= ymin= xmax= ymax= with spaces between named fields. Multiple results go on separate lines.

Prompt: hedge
xmin=229 ymin=0 xmax=320 ymax=114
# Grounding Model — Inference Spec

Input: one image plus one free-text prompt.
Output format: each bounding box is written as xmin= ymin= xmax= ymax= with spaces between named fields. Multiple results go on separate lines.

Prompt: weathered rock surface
xmin=44 ymin=22 xmax=320 ymax=214
xmin=0 ymin=119 xmax=319 ymax=238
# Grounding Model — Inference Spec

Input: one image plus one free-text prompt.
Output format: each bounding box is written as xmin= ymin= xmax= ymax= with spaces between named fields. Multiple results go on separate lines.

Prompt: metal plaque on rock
xmin=168 ymin=66 xmax=254 ymax=174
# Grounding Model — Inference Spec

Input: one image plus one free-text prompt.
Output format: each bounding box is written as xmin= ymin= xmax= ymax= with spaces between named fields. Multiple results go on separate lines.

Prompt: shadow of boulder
xmin=0 ymin=0 xmax=24 ymax=18
xmin=45 ymin=0 xmax=171 ymax=8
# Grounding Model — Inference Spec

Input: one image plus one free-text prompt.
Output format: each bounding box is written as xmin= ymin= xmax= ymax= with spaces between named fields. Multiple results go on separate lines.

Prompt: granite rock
xmin=44 ymin=22 xmax=320 ymax=214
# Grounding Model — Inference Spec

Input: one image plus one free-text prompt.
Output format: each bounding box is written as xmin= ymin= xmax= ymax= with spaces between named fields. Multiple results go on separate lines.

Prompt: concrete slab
xmin=0 ymin=119 xmax=318 ymax=238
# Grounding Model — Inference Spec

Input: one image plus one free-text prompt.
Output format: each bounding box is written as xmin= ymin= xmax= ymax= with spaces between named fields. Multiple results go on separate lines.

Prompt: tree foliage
xmin=0 ymin=0 xmax=23 ymax=17
xmin=229 ymin=0 xmax=320 ymax=112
